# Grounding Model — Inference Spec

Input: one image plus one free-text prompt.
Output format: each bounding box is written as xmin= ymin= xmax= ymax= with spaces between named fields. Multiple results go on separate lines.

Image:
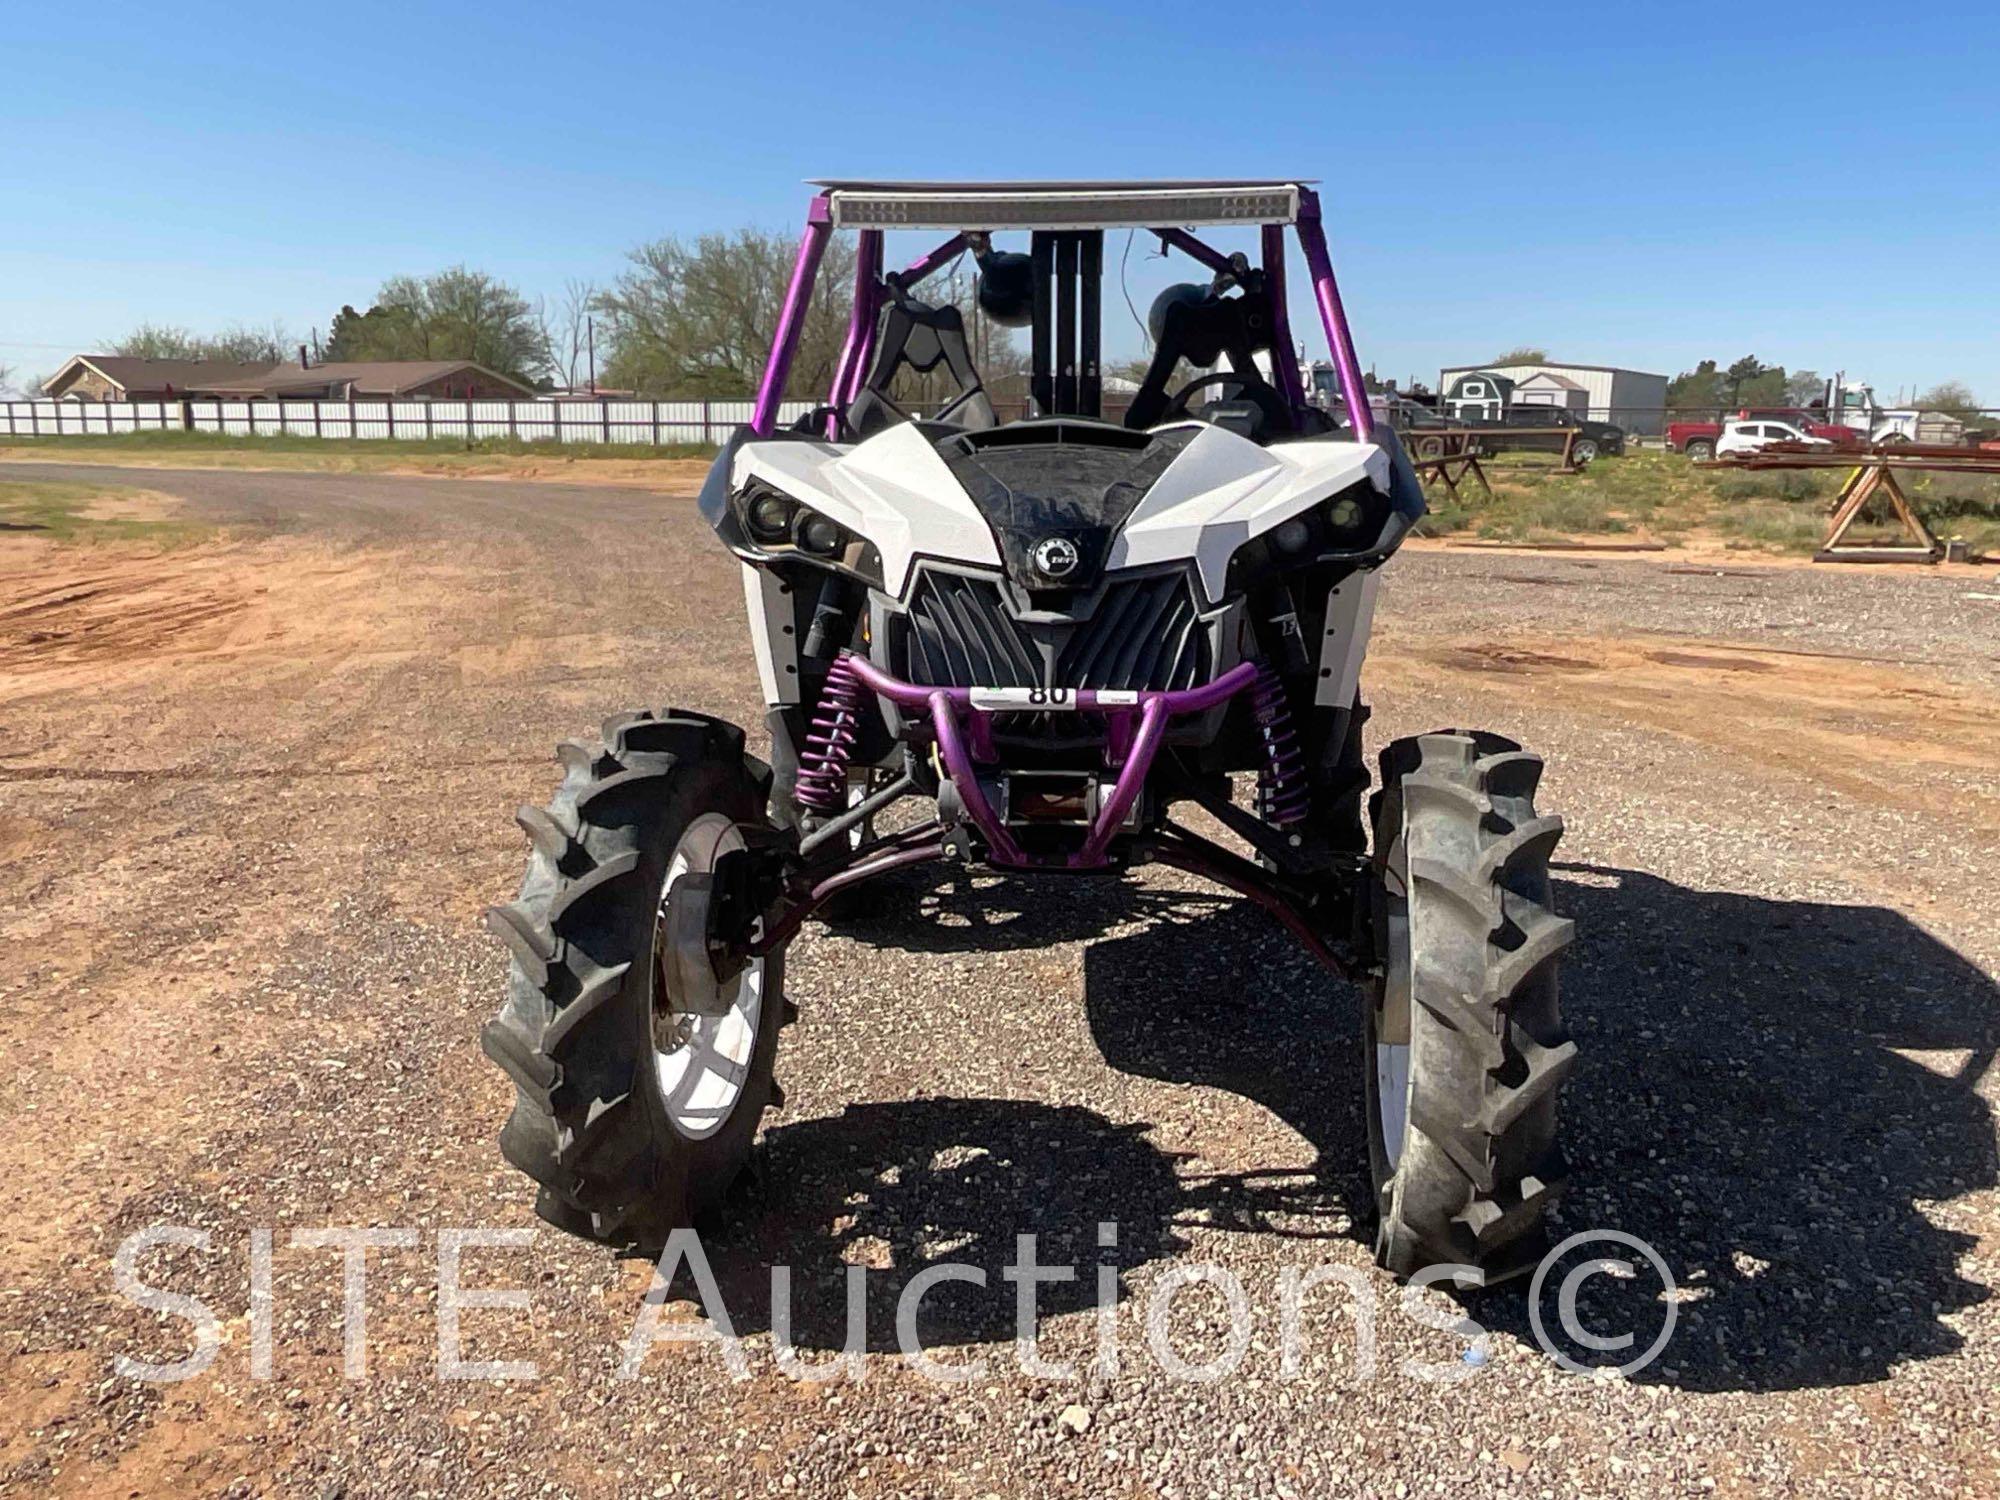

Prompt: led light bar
xmin=820 ymin=182 xmax=1304 ymax=230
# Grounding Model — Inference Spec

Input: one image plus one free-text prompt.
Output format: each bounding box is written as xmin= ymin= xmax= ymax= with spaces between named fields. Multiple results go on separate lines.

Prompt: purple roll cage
xmin=751 ymin=180 xmax=1375 ymax=446
xmin=740 ymin=182 xmax=1377 ymax=896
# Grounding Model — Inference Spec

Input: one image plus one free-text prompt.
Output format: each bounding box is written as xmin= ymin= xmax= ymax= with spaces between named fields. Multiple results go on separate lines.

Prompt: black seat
xmin=1122 ymin=279 xmax=1293 ymax=437
xmin=845 ymin=292 xmax=998 ymax=439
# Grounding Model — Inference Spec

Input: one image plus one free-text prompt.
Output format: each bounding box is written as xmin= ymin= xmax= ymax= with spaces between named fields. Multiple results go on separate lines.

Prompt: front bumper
xmin=837 ymin=651 xmax=1259 ymax=869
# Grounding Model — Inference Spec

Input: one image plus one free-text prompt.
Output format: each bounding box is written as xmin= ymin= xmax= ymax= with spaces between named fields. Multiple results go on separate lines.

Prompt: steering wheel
xmin=1159 ymin=372 xmax=1293 ymax=435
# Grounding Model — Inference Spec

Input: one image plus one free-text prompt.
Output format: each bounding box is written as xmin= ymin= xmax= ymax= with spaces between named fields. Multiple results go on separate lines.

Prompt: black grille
xmin=902 ymin=570 xmax=1208 ymax=692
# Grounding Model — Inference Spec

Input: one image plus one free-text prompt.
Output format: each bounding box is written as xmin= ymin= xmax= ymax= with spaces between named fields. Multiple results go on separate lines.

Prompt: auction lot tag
xmin=967 ymin=687 xmax=1140 ymax=711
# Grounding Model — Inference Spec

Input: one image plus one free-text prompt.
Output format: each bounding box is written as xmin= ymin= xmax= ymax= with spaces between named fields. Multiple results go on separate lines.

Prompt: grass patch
xmin=0 ymin=481 xmax=203 ymax=545
xmin=1414 ymin=447 xmax=2000 ymax=556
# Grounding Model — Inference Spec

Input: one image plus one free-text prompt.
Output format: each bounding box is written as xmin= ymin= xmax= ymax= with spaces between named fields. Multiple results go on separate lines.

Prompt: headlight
xmin=1224 ymin=480 xmax=1393 ymax=594
xmin=745 ymin=488 xmax=796 ymax=542
xmin=1322 ymin=493 xmax=1372 ymax=543
xmin=730 ymin=482 xmax=881 ymax=583
xmin=795 ymin=512 xmax=845 ymax=557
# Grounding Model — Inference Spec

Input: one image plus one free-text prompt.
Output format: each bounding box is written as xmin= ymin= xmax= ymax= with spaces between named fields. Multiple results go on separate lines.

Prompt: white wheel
xmin=652 ymin=813 xmax=767 ymax=1140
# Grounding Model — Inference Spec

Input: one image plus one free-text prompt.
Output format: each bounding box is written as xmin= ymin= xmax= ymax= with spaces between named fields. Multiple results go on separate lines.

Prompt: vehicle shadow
xmin=824 ymin=860 xmax=1233 ymax=955
xmin=673 ymin=861 xmax=1995 ymax=1386
xmin=1081 ymin=861 xmax=1998 ymax=1393
xmin=686 ymin=1097 xmax=1189 ymax=1352
xmin=1479 ymin=863 xmax=1996 ymax=1392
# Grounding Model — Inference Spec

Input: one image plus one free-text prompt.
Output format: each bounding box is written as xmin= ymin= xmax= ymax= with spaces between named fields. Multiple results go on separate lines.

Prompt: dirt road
xmin=3 ymin=461 xmax=1997 ymax=1498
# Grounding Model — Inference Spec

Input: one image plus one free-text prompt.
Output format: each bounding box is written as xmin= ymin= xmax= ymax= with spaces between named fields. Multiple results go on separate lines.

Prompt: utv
xmin=483 ymin=180 xmax=1576 ymax=1284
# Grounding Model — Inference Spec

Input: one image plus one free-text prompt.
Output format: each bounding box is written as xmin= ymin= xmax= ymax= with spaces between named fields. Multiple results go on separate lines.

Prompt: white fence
xmin=0 ymin=398 xmax=818 ymax=446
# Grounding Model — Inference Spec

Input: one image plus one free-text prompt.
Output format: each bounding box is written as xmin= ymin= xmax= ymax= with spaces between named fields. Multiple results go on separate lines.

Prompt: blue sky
xmin=3 ymin=2 xmax=1995 ymax=402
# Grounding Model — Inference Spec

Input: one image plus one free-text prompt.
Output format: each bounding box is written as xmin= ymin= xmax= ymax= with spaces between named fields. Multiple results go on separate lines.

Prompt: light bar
xmin=825 ymin=184 xmax=1302 ymax=231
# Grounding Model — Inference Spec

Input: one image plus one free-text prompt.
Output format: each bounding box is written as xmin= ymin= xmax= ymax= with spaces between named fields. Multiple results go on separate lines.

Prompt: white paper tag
xmin=966 ymin=687 xmax=1141 ymax=712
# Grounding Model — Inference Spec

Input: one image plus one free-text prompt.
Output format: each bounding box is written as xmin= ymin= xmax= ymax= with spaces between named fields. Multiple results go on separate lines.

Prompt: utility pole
xmin=587 ymin=317 xmax=596 ymax=396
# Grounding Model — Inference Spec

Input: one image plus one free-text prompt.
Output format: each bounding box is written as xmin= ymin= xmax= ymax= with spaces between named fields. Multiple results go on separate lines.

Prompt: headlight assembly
xmin=730 ymin=482 xmax=881 ymax=584
xmin=1224 ymin=480 xmax=1394 ymax=594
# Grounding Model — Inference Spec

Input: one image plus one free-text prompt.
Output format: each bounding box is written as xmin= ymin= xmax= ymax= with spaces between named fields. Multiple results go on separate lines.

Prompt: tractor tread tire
xmin=1368 ymin=730 xmax=1576 ymax=1284
xmin=482 ymin=710 xmax=789 ymax=1254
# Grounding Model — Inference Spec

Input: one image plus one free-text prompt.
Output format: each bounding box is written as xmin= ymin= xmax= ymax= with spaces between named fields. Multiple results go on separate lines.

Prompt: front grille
xmin=901 ymin=569 xmax=1209 ymax=692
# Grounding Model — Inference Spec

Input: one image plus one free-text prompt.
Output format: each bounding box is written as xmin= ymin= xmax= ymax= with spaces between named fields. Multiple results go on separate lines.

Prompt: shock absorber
xmin=1251 ymin=660 xmax=1309 ymax=828
xmin=795 ymin=655 xmax=867 ymax=812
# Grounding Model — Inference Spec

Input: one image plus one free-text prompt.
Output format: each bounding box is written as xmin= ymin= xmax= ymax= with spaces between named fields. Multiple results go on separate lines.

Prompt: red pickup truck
xmin=1668 ymin=409 xmax=1864 ymax=459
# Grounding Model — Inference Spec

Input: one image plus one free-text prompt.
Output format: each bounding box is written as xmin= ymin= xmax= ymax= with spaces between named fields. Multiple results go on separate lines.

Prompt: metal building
xmin=1437 ymin=361 xmax=1670 ymax=434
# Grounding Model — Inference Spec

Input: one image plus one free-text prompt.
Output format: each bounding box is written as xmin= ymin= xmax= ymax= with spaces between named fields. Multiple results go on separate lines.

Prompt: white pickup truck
xmin=1714 ymin=418 xmax=1834 ymax=458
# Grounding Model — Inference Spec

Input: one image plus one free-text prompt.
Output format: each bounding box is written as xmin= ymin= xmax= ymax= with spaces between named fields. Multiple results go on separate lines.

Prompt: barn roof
xmin=1515 ymin=371 xmax=1587 ymax=390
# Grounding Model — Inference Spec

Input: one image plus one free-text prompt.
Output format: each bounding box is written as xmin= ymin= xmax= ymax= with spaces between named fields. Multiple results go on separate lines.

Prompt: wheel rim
xmin=1574 ymin=441 xmax=1596 ymax=464
xmin=651 ymin=812 xmax=765 ymax=1140
xmin=1375 ymin=850 xmax=1414 ymax=1168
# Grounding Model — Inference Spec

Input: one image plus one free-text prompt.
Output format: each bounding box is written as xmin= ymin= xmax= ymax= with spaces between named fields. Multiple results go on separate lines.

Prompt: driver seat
xmin=846 ymin=292 xmax=998 ymax=439
xmin=1122 ymin=281 xmax=1293 ymax=437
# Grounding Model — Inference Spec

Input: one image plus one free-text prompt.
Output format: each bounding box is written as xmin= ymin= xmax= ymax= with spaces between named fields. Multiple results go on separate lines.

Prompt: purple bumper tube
xmin=838 ymin=653 xmax=1258 ymax=870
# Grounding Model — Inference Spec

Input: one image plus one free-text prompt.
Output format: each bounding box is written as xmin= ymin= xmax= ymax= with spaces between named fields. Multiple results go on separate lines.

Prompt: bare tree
xmin=538 ymin=279 xmax=599 ymax=391
xmin=205 ymin=320 xmax=296 ymax=363
xmin=1915 ymin=380 xmax=1982 ymax=419
xmin=112 ymin=324 xmax=206 ymax=360
xmin=111 ymin=320 xmax=293 ymax=363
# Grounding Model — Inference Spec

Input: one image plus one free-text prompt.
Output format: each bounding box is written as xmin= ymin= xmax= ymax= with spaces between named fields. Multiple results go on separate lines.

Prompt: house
xmin=41 ymin=355 xmax=538 ymax=402
xmin=229 ymin=360 xmax=538 ymax=400
xmin=1438 ymin=361 xmax=1671 ymax=434
xmin=41 ymin=356 xmax=280 ymax=402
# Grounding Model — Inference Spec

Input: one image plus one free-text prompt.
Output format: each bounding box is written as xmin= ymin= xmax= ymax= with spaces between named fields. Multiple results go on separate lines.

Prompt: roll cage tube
xmin=749 ymin=184 xmax=1373 ymax=443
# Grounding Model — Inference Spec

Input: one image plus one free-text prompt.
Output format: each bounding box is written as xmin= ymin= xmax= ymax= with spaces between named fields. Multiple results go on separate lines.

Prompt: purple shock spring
xmin=1251 ymin=662 xmax=1309 ymax=827
xmin=796 ymin=655 xmax=867 ymax=812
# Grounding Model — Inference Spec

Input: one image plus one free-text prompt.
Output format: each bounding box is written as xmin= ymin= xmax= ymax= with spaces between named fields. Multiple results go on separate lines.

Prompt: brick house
xmin=41 ymin=357 xmax=277 ymax=402
xmin=42 ymin=355 xmax=538 ymax=402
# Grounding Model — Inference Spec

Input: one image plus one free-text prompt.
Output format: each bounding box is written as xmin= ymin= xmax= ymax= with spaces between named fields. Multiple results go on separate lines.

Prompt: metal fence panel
xmin=0 ymin=397 xmax=825 ymax=445
xmin=470 ymin=401 xmax=512 ymax=439
xmin=512 ymin=404 xmax=557 ymax=441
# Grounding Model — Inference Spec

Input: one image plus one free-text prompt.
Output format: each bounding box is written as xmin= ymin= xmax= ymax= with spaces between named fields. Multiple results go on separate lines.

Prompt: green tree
xmin=1488 ymin=347 xmax=1549 ymax=366
xmin=322 ymin=268 xmax=549 ymax=383
xmin=595 ymin=228 xmax=856 ymax=397
xmin=1667 ymin=359 xmax=1726 ymax=416
xmin=324 ymin=302 xmax=419 ymax=362
xmin=1785 ymin=369 xmax=1824 ymax=407
xmin=1722 ymin=356 xmax=1773 ymax=407
xmin=1915 ymin=380 xmax=1981 ymax=419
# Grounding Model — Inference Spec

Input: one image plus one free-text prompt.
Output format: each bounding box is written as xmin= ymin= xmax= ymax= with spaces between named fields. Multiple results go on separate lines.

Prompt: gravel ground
xmin=1 ymin=461 xmax=1996 ymax=1498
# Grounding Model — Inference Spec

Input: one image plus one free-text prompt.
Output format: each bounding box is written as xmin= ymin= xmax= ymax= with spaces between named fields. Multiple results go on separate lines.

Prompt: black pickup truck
xmin=1472 ymin=405 xmax=1627 ymax=463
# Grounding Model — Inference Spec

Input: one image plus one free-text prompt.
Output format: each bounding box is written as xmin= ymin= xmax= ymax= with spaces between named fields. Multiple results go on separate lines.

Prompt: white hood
xmin=734 ymin=420 xmax=1389 ymax=602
